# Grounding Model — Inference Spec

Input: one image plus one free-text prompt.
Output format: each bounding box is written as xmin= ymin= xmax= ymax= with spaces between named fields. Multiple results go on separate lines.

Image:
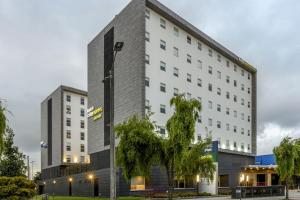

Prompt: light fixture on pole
xmin=103 ymin=41 xmax=124 ymax=200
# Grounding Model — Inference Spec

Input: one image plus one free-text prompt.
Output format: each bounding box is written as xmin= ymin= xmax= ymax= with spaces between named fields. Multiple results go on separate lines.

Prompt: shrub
xmin=0 ymin=176 xmax=36 ymax=200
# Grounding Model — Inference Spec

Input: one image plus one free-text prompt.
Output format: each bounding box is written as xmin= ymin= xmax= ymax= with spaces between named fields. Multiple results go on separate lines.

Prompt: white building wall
xmin=145 ymin=8 xmax=253 ymax=154
xmin=62 ymin=91 xmax=89 ymax=164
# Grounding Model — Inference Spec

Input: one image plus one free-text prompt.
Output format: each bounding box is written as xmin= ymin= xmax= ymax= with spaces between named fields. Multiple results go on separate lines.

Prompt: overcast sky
xmin=1 ymin=0 xmax=300 ymax=174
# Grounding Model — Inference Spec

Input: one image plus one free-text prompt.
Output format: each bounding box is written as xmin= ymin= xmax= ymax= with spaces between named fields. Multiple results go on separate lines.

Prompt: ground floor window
xmin=218 ymin=174 xmax=229 ymax=187
xmin=131 ymin=176 xmax=145 ymax=191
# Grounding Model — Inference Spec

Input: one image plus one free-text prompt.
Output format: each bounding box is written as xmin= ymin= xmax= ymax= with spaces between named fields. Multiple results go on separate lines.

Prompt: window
xmin=234 ymin=95 xmax=237 ymax=102
xmin=234 ymin=110 xmax=237 ymax=118
xmin=226 ymin=140 xmax=230 ymax=148
xmin=145 ymin=77 xmax=149 ymax=87
xmin=145 ymin=100 xmax=150 ymax=111
xmin=248 ymin=87 xmax=251 ymax=94
xmin=174 ymin=27 xmax=179 ymax=36
xmin=217 ymin=121 xmax=221 ymax=128
xmin=241 ymin=113 xmax=244 ymax=120
xmin=145 ymin=32 xmax=150 ymax=42
xmin=226 ymin=92 xmax=230 ymax=99
xmin=248 ymin=101 xmax=251 ymax=108
xmin=248 ymin=115 xmax=251 ymax=122
xmin=248 ymin=144 xmax=251 ymax=151
xmin=66 ymin=105 xmax=71 ymax=114
xmin=159 ymin=127 xmax=166 ymax=135
xmin=66 ymin=143 xmax=71 ymax=151
xmin=226 ymin=124 xmax=230 ymax=131
xmin=66 ymin=95 xmax=71 ymax=102
xmin=233 ymin=126 xmax=237 ymax=133
xmin=217 ymin=54 xmax=221 ymax=62
xmin=66 ymin=130 xmax=71 ymax=139
xmin=208 ymin=83 xmax=212 ymax=92
xmin=241 ymin=70 xmax=244 ymax=76
xmin=234 ymin=80 xmax=237 ymax=87
xmin=241 ymin=98 xmax=245 ymax=106
xmin=208 ymin=66 xmax=213 ymax=74
xmin=197 ymin=60 xmax=202 ymax=69
xmin=160 ymin=40 xmax=166 ymax=50
xmin=173 ymin=67 xmax=179 ymax=77
xmin=248 ymin=130 xmax=251 ymax=136
xmin=234 ymin=142 xmax=237 ymax=149
xmin=187 ymin=35 xmax=191 ymax=44
xmin=80 ymin=144 xmax=85 ymax=152
xmin=187 ymin=73 xmax=191 ymax=82
xmin=217 ymin=88 xmax=221 ymax=95
xmin=66 ymin=155 xmax=71 ymax=163
xmin=187 ymin=54 xmax=192 ymax=63
xmin=241 ymin=143 xmax=245 ymax=151
xmin=66 ymin=118 xmax=71 ymax=127
xmin=197 ymin=78 xmax=202 ymax=87
xmin=80 ymin=156 xmax=85 ymax=163
xmin=160 ymin=83 xmax=166 ymax=92
xmin=248 ymin=73 xmax=251 ymax=80
xmin=160 ymin=61 xmax=166 ymax=71
xmin=217 ymin=71 xmax=221 ymax=79
xmin=80 ymin=132 xmax=85 ymax=140
xmin=198 ymin=115 xmax=202 ymax=123
xmin=145 ymin=9 xmax=150 ymax=19
xmin=226 ymin=76 xmax=230 ymax=83
xmin=226 ymin=108 xmax=230 ymax=115
xmin=241 ymin=128 xmax=244 ymax=135
xmin=173 ymin=88 xmax=179 ymax=96
xmin=208 ymin=118 xmax=213 ymax=126
xmin=217 ymin=104 xmax=221 ymax=112
xmin=208 ymin=49 xmax=213 ymax=57
xmin=197 ymin=42 xmax=202 ymax=50
xmin=173 ymin=47 xmax=179 ymax=57
xmin=208 ymin=101 xmax=213 ymax=109
xmin=186 ymin=93 xmax=191 ymax=99
xmin=226 ymin=60 xmax=230 ymax=67
xmin=80 ymin=108 xmax=85 ymax=117
xmin=80 ymin=120 xmax=85 ymax=129
xmin=160 ymin=18 xmax=166 ymax=29
xmin=160 ymin=104 xmax=166 ymax=114
xmin=145 ymin=54 xmax=150 ymax=64
xmin=80 ymin=97 xmax=85 ymax=105
xmin=234 ymin=65 xmax=237 ymax=72
xmin=241 ymin=84 xmax=245 ymax=91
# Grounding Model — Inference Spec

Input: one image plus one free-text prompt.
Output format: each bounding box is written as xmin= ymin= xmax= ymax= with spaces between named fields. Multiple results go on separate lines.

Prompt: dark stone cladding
xmin=218 ymin=151 xmax=255 ymax=188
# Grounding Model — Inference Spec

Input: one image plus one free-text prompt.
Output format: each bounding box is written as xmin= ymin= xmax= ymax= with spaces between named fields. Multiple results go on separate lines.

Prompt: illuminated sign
xmin=88 ymin=106 xmax=103 ymax=121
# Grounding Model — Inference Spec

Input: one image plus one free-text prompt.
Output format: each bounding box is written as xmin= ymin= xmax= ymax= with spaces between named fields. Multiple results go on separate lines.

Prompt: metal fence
xmin=232 ymin=185 xmax=285 ymax=199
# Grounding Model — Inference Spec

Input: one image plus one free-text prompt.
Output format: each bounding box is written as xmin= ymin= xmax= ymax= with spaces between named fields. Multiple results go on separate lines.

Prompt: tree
xmin=0 ymin=103 xmax=6 ymax=156
xmin=33 ymin=171 xmax=42 ymax=184
xmin=0 ymin=126 xmax=27 ymax=177
xmin=273 ymin=137 xmax=300 ymax=200
xmin=116 ymin=95 xmax=216 ymax=200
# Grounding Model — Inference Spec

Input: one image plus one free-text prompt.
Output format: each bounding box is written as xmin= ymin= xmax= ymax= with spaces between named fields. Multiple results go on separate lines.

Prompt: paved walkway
xmin=184 ymin=190 xmax=300 ymax=200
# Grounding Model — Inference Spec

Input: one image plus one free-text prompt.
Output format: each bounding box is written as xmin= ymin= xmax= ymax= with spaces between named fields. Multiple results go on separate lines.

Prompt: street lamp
xmin=52 ymin=180 xmax=56 ymax=200
xmin=68 ymin=178 xmax=73 ymax=196
xmin=196 ymin=175 xmax=200 ymax=195
xmin=88 ymin=174 xmax=95 ymax=198
xmin=103 ymin=41 xmax=124 ymax=200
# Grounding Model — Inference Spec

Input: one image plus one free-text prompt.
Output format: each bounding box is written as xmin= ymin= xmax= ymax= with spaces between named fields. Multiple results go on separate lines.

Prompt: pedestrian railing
xmin=231 ymin=185 xmax=285 ymax=199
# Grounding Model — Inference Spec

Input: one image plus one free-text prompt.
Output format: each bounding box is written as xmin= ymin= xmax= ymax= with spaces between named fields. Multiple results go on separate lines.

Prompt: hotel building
xmin=40 ymin=0 xmax=257 ymax=197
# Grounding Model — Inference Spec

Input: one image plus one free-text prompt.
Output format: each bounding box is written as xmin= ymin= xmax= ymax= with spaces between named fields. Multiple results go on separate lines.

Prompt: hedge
xmin=0 ymin=176 xmax=36 ymax=200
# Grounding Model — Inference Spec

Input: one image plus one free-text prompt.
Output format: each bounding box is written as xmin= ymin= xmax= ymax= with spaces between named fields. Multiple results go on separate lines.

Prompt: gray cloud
xmin=1 ymin=0 xmax=300 ymax=171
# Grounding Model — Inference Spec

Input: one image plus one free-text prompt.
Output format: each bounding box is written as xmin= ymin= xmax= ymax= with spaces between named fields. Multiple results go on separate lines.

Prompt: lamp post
xmin=196 ymin=175 xmax=200 ymax=195
xmin=68 ymin=178 xmax=73 ymax=196
xmin=103 ymin=41 xmax=124 ymax=200
xmin=88 ymin=174 xmax=95 ymax=199
xmin=52 ymin=180 xmax=56 ymax=200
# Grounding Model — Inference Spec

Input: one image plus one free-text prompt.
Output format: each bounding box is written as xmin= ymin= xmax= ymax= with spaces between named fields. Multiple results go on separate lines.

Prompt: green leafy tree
xmin=0 ymin=103 xmax=6 ymax=156
xmin=116 ymin=95 xmax=216 ymax=200
xmin=273 ymin=137 xmax=300 ymax=200
xmin=33 ymin=171 xmax=42 ymax=184
xmin=0 ymin=126 xmax=27 ymax=177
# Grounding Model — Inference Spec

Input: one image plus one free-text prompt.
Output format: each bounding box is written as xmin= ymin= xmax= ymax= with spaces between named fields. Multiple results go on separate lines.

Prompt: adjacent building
xmin=41 ymin=86 xmax=89 ymax=172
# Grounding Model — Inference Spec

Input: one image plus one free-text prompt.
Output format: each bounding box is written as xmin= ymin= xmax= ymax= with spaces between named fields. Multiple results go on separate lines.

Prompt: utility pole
xmin=27 ymin=156 xmax=30 ymax=180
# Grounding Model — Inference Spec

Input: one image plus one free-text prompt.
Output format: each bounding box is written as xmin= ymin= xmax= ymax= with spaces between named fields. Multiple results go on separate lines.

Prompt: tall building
xmin=88 ymin=0 xmax=256 ymax=193
xmin=41 ymin=86 xmax=89 ymax=171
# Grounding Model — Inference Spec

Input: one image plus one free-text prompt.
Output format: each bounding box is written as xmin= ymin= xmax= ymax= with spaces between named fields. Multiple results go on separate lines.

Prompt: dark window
xmin=160 ymin=40 xmax=166 ymax=50
xmin=66 ymin=143 xmax=71 ymax=151
xmin=160 ymin=83 xmax=166 ymax=92
xmin=160 ymin=105 xmax=166 ymax=114
xmin=80 ymin=120 xmax=85 ymax=129
xmin=66 ymin=118 xmax=71 ymax=127
xmin=160 ymin=127 xmax=165 ymax=135
xmin=66 ymin=130 xmax=71 ymax=139
xmin=145 ymin=77 xmax=149 ymax=87
xmin=234 ymin=80 xmax=237 ymax=87
xmin=187 ymin=35 xmax=191 ymax=44
xmin=187 ymin=54 xmax=191 ymax=63
xmin=80 ymin=132 xmax=85 ymax=140
xmin=80 ymin=144 xmax=85 ymax=152
xmin=187 ymin=74 xmax=191 ymax=82
xmin=80 ymin=97 xmax=85 ymax=105
xmin=160 ymin=61 xmax=166 ymax=71
xmin=80 ymin=109 xmax=85 ymax=117
xmin=173 ymin=68 xmax=179 ymax=77
xmin=66 ymin=95 xmax=71 ymax=102
xmin=208 ymin=83 xmax=212 ymax=92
